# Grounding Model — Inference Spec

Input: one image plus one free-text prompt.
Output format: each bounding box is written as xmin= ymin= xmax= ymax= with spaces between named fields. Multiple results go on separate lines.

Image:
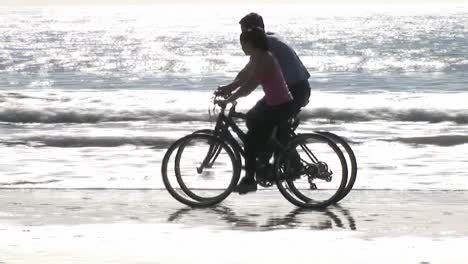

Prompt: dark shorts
xmin=243 ymin=98 xmax=295 ymax=175
xmin=246 ymin=98 xmax=295 ymax=132
xmin=288 ymin=80 xmax=311 ymax=113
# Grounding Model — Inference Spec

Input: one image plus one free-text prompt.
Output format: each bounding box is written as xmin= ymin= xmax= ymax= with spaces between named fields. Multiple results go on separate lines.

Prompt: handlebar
xmin=213 ymin=97 xmax=246 ymax=119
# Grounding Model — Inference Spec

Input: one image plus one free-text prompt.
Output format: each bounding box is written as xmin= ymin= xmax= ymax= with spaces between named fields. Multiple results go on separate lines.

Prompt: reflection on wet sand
xmin=167 ymin=205 xmax=356 ymax=231
xmin=168 ymin=206 xmax=258 ymax=228
xmin=2 ymin=189 xmax=466 ymax=238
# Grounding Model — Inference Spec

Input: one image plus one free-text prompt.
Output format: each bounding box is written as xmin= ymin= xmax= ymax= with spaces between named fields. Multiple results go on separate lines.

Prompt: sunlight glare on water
xmin=0 ymin=4 xmax=467 ymax=190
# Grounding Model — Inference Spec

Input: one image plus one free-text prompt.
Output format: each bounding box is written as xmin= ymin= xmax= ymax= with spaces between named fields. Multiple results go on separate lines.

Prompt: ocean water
xmin=0 ymin=4 xmax=467 ymax=190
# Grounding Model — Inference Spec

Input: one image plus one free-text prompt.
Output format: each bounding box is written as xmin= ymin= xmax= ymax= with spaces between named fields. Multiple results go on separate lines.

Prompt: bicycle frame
xmin=163 ymin=99 xmax=356 ymax=207
xmin=200 ymin=102 xmax=320 ymax=172
xmin=211 ymin=103 xmax=247 ymax=159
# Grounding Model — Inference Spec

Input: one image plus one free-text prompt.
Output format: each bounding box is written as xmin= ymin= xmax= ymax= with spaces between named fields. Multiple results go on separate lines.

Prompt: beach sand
xmin=1 ymin=189 xmax=467 ymax=264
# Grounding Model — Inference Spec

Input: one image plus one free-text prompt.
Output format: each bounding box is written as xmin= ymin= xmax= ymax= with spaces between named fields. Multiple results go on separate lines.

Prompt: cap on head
xmin=239 ymin=12 xmax=264 ymax=30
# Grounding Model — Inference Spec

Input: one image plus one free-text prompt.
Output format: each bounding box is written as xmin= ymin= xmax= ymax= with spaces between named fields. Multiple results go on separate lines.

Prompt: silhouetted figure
xmin=239 ymin=12 xmax=311 ymax=113
xmin=215 ymin=28 xmax=295 ymax=194
xmin=239 ymin=13 xmax=313 ymax=180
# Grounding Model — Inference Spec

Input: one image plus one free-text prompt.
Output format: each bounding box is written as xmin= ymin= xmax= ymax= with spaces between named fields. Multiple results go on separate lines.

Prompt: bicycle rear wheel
xmin=275 ymin=133 xmax=348 ymax=209
xmin=315 ymin=131 xmax=357 ymax=202
xmin=161 ymin=134 xmax=240 ymax=207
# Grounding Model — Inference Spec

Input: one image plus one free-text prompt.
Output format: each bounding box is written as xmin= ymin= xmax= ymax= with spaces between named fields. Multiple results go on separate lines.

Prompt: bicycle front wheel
xmin=162 ymin=134 xmax=240 ymax=207
xmin=275 ymin=133 xmax=348 ymax=209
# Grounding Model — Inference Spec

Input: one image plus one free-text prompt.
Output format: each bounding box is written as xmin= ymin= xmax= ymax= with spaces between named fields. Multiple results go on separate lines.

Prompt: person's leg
xmin=246 ymin=97 xmax=267 ymax=128
xmin=236 ymin=99 xmax=272 ymax=194
xmin=287 ymin=82 xmax=310 ymax=176
xmin=271 ymin=102 xmax=303 ymax=177
xmin=274 ymin=80 xmax=310 ymax=151
xmin=236 ymin=124 xmax=272 ymax=194
xmin=244 ymin=97 xmax=270 ymax=176
xmin=244 ymin=122 xmax=270 ymax=179
xmin=237 ymin=100 xmax=297 ymax=194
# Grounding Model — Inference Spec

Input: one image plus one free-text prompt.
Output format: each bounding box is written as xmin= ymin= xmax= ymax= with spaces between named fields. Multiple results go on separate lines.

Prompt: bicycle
xmin=190 ymin=103 xmax=358 ymax=202
xmin=161 ymin=98 xmax=357 ymax=208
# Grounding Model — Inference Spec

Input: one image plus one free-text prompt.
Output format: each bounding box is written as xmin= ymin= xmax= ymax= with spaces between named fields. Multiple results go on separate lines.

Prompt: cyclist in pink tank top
xmin=257 ymin=59 xmax=292 ymax=106
xmin=215 ymin=28 xmax=295 ymax=194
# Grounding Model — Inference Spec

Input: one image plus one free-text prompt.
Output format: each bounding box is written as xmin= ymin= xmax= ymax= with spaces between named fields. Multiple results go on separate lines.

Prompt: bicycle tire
xmin=275 ymin=133 xmax=348 ymax=209
xmin=174 ymin=133 xmax=240 ymax=202
xmin=192 ymin=129 xmax=243 ymax=167
xmin=161 ymin=134 xmax=240 ymax=207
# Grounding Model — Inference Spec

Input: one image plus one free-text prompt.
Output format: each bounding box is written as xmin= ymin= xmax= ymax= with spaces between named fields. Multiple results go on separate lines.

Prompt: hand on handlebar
xmin=214 ymin=86 xmax=232 ymax=98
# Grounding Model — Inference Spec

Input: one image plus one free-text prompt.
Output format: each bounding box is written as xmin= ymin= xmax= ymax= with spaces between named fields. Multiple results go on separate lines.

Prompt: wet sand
xmin=1 ymin=189 xmax=467 ymax=263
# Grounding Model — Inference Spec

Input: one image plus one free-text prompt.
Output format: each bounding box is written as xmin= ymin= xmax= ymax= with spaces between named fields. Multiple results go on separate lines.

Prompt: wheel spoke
xmin=161 ymin=134 xmax=240 ymax=207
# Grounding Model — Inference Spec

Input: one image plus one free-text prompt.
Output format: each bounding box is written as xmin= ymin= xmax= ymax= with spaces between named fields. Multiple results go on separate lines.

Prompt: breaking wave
xmin=1 ymin=136 xmax=175 ymax=148
xmin=1 ymin=107 xmax=467 ymax=124
xmin=299 ymin=108 xmax=468 ymax=124
xmin=0 ymin=108 xmax=209 ymax=124
xmin=386 ymin=135 xmax=468 ymax=147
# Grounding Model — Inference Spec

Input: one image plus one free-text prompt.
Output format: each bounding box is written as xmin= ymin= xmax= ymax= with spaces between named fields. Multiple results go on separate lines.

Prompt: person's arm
xmin=225 ymin=78 xmax=258 ymax=103
xmin=233 ymin=64 xmax=251 ymax=86
xmin=225 ymin=58 xmax=262 ymax=103
xmin=216 ymin=62 xmax=257 ymax=96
